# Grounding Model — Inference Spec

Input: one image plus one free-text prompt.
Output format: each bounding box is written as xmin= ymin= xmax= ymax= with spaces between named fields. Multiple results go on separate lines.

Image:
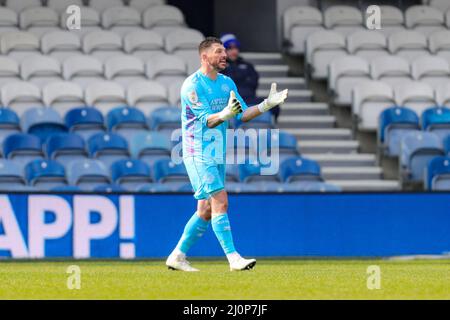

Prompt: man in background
xmin=220 ymin=33 xmax=281 ymax=122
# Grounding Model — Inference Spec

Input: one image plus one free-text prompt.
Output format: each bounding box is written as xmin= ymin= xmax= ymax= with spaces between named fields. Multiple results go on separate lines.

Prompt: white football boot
xmin=229 ymin=254 xmax=256 ymax=271
xmin=166 ymin=252 xmax=199 ymax=272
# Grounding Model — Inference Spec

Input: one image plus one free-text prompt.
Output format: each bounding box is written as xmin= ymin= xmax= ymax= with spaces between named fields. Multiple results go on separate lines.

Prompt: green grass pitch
xmin=0 ymin=259 xmax=449 ymax=299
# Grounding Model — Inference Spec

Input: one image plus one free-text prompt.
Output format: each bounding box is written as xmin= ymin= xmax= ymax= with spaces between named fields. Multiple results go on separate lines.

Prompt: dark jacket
xmin=221 ymin=56 xmax=260 ymax=105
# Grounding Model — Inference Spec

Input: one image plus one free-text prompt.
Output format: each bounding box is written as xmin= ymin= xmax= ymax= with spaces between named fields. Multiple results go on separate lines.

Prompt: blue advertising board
xmin=1 ymin=192 xmax=450 ymax=258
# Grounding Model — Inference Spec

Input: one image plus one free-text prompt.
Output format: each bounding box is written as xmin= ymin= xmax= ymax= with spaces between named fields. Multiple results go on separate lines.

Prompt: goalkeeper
xmin=166 ymin=37 xmax=288 ymax=272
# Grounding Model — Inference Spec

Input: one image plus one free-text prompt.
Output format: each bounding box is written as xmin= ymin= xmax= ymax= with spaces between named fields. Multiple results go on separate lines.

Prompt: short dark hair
xmin=198 ymin=37 xmax=223 ymax=53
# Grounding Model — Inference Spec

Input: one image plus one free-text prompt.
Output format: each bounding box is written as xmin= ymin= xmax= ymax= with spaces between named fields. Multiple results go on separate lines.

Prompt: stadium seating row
xmin=1 ymin=0 xmax=165 ymax=14
xmin=0 ymin=105 xmax=288 ymax=155
xmin=306 ymin=29 xmax=450 ymax=79
xmin=0 ymin=54 xmax=189 ymax=92
xmin=0 ymin=105 xmax=182 ymax=144
xmin=331 ymin=55 xmax=450 ymax=107
xmin=0 ymin=3 xmax=181 ymax=30
xmin=0 ymin=28 xmax=204 ymax=72
xmin=0 ymin=28 xmax=201 ymax=59
xmin=285 ymin=5 xmax=450 ymax=54
xmin=0 ymin=85 xmax=276 ymax=128
xmin=0 ymin=5 xmax=190 ymax=41
xmin=0 ymin=80 xmax=183 ymax=117
xmin=353 ymin=79 xmax=450 ymax=131
xmin=378 ymin=106 xmax=450 ymax=157
xmin=377 ymin=106 xmax=450 ymax=188
xmin=0 ymin=53 xmax=189 ymax=85
xmin=0 ymin=154 xmax=341 ymax=193
xmin=0 ymin=105 xmax=277 ymax=150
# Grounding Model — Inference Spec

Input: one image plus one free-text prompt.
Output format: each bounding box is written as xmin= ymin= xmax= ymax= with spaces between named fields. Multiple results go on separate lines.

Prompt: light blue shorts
xmin=183 ymin=157 xmax=226 ymax=200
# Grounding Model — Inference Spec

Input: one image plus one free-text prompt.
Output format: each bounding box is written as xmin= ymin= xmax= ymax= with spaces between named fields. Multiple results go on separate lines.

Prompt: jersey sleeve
xmin=181 ymin=80 xmax=212 ymax=127
xmin=229 ymin=79 xmax=248 ymax=121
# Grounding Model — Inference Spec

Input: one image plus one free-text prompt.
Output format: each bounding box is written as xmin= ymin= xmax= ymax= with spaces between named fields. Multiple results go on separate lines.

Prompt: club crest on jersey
xmin=221 ymin=84 xmax=230 ymax=92
xmin=188 ymin=90 xmax=198 ymax=104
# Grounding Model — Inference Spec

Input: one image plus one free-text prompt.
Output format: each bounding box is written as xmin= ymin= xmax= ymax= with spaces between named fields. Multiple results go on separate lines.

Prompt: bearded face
xmin=203 ymin=43 xmax=228 ymax=71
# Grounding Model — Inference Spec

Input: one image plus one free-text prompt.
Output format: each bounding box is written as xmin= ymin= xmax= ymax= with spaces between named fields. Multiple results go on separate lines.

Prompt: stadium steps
xmin=258 ymin=77 xmax=306 ymax=90
xmin=255 ymin=65 xmax=289 ymax=77
xmin=297 ymin=140 xmax=359 ymax=154
xmin=326 ymin=180 xmax=401 ymax=191
xmin=304 ymin=153 xmax=376 ymax=167
xmin=280 ymin=102 xmax=328 ymax=115
xmin=257 ymin=89 xmax=312 ymax=102
xmin=244 ymin=51 xmax=400 ymax=191
xmin=322 ymin=167 xmax=383 ymax=180
xmin=241 ymin=52 xmax=284 ymax=65
xmin=286 ymin=128 xmax=351 ymax=140
xmin=277 ymin=115 xmax=336 ymax=128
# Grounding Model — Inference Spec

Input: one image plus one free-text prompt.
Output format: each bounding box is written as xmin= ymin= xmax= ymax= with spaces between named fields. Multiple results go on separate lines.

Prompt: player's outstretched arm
xmin=240 ymin=82 xmax=288 ymax=122
xmin=206 ymin=91 xmax=243 ymax=128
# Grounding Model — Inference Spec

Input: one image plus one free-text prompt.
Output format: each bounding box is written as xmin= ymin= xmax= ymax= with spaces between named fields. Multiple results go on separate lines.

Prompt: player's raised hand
xmin=218 ymin=90 xmax=243 ymax=121
xmin=258 ymin=83 xmax=288 ymax=113
xmin=228 ymin=91 xmax=243 ymax=114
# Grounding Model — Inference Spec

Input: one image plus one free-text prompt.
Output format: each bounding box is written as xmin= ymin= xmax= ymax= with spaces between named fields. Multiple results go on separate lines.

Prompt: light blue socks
xmin=211 ymin=213 xmax=237 ymax=255
xmin=175 ymin=212 xmax=210 ymax=254
xmin=174 ymin=212 xmax=238 ymax=260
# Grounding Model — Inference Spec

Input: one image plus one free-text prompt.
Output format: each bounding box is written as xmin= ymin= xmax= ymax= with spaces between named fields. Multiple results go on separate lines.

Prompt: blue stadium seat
xmin=0 ymin=159 xmax=26 ymax=190
xmin=421 ymin=106 xmax=450 ymax=142
xmin=261 ymin=130 xmax=300 ymax=162
xmin=129 ymin=131 xmax=172 ymax=166
xmin=425 ymin=156 xmax=450 ymax=190
xmin=46 ymin=133 xmax=88 ymax=169
xmin=282 ymin=181 xmax=342 ymax=192
xmin=148 ymin=106 xmax=181 ymax=136
xmin=0 ymin=108 xmax=21 ymax=147
xmin=68 ymin=159 xmax=111 ymax=191
xmin=228 ymin=117 xmax=239 ymax=129
xmin=21 ymin=107 xmax=67 ymax=142
xmin=229 ymin=130 xmax=299 ymax=165
xmin=111 ymin=159 xmax=152 ymax=191
xmin=93 ymin=184 xmax=126 ymax=193
xmin=3 ymin=133 xmax=44 ymax=167
xmin=88 ymin=132 xmax=130 ymax=168
xmin=279 ymin=156 xmax=322 ymax=183
xmin=230 ymin=130 xmax=258 ymax=149
xmin=272 ymin=130 xmax=299 ymax=152
xmin=400 ymin=131 xmax=444 ymax=183
xmin=65 ymin=106 xmax=106 ymax=141
xmin=25 ymin=159 xmax=67 ymax=190
xmin=106 ymin=106 xmax=148 ymax=141
xmin=227 ymin=130 xmax=258 ymax=164
xmin=238 ymin=163 xmax=281 ymax=183
xmin=237 ymin=112 xmax=274 ymax=129
xmin=153 ymin=159 xmax=190 ymax=189
xmin=170 ymin=127 xmax=183 ymax=147
xmin=379 ymin=106 xmax=420 ymax=157
xmin=443 ymin=135 xmax=450 ymax=155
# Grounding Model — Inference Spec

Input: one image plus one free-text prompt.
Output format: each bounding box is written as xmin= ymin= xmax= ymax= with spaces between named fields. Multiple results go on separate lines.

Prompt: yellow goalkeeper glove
xmin=219 ymin=90 xmax=243 ymax=121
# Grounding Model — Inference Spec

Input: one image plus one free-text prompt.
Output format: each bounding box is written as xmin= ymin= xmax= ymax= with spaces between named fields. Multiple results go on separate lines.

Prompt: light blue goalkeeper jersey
xmin=180 ymin=70 xmax=248 ymax=163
